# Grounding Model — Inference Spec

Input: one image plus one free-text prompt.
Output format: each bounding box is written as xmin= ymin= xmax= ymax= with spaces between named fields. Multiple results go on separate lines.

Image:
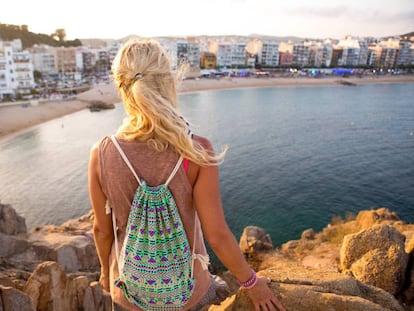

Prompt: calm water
xmin=0 ymin=83 xmax=413 ymax=247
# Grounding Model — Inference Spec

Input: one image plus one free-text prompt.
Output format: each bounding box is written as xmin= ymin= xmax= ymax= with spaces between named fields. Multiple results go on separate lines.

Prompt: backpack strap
xmin=110 ymin=135 xmax=183 ymax=186
xmin=165 ymin=156 xmax=184 ymax=186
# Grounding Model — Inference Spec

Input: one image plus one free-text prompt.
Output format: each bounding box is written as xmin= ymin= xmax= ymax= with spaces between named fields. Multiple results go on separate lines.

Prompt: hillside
xmin=0 ymin=23 xmax=82 ymax=49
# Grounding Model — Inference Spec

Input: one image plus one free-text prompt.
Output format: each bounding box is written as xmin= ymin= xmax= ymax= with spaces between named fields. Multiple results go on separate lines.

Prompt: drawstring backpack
xmin=108 ymin=135 xmax=209 ymax=310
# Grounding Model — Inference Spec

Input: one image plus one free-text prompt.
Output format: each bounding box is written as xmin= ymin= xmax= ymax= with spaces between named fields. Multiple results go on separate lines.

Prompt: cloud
xmin=286 ymin=5 xmax=414 ymax=24
xmin=286 ymin=6 xmax=348 ymax=18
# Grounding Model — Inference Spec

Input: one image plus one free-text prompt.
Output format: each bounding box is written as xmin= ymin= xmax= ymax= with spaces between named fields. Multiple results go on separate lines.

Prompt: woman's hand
xmin=244 ymin=276 xmax=286 ymax=311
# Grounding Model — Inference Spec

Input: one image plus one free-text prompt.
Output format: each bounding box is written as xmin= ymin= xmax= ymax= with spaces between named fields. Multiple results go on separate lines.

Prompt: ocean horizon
xmin=0 ymin=82 xmax=413 ymax=247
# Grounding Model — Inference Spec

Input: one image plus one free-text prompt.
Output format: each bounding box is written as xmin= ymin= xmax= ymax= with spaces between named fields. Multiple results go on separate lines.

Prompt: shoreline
xmin=1 ymin=75 xmax=413 ymax=140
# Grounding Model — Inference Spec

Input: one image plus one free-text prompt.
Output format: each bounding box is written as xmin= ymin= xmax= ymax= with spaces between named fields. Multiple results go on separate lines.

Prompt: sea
xmin=0 ymin=82 xmax=413 ymax=248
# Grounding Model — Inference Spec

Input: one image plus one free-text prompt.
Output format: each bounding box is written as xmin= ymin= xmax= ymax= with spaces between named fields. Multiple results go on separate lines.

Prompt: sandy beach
xmin=1 ymin=75 xmax=413 ymax=139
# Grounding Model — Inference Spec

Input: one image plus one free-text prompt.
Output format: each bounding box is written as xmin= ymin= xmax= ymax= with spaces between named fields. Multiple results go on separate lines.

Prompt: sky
xmin=1 ymin=0 xmax=413 ymax=40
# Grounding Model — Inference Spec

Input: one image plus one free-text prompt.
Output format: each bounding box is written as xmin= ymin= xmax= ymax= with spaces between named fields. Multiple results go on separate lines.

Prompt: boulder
xmin=0 ymin=285 xmax=35 ymax=311
xmin=356 ymin=208 xmax=400 ymax=229
xmin=0 ymin=204 xmax=27 ymax=235
xmin=23 ymin=261 xmax=77 ymax=311
xmin=0 ymin=234 xmax=30 ymax=258
xmin=339 ymin=224 xmax=409 ymax=295
xmin=301 ymin=228 xmax=315 ymax=240
xmin=239 ymin=226 xmax=273 ymax=256
xmin=209 ymin=259 xmax=404 ymax=311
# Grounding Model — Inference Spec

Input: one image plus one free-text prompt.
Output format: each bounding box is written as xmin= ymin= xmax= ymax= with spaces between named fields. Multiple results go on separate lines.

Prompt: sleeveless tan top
xmin=98 ymin=136 xmax=211 ymax=310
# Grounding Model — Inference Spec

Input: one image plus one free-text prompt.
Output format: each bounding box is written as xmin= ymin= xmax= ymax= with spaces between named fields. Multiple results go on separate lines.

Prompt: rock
xmin=87 ymin=100 xmax=115 ymax=112
xmin=339 ymin=224 xmax=409 ymax=295
xmin=280 ymin=240 xmax=299 ymax=252
xmin=209 ymin=259 xmax=405 ymax=311
xmin=23 ymin=261 xmax=76 ymax=311
xmin=89 ymin=281 xmax=112 ymax=311
xmin=0 ymin=233 xmax=30 ymax=258
xmin=301 ymin=228 xmax=315 ymax=240
xmin=0 ymin=204 xmax=27 ymax=235
xmin=73 ymin=276 xmax=89 ymax=309
xmin=28 ymin=228 xmax=99 ymax=272
xmin=0 ymin=285 xmax=35 ymax=311
xmin=401 ymin=243 xmax=414 ymax=305
xmin=239 ymin=226 xmax=273 ymax=256
xmin=356 ymin=208 xmax=400 ymax=229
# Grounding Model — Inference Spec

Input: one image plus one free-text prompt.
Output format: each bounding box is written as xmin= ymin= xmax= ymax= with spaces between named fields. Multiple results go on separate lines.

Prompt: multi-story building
xmin=336 ymin=37 xmax=360 ymax=67
xmin=330 ymin=48 xmax=343 ymax=67
xmin=305 ymin=40 xmax=333 ymax=68
xmin=209 ymin=42 xmax=247 ymax=68
xmin=397 ymin=41 xmax=414 ymax=66
xmin=292 ymin=43 xmax=310 ymax=67
xmin=278 ymin=41 xmax=294 ymax=66
xmin=0 ymin=39 xmax=35 ymax=100
xmin=260 ymin=41 xmax=279 ymax=67
xmin=55 ymin=47 xmax=78 ymax=81
xmin=358 ymin=39 xmax=370 ymax=66
xmin=334 ymin=36 xmax=370 ymax=67
xmin=81 ymin=50 xmax=96 ymax=76
xmin=0 ymin=45 xmax=15 ymax=100
xmin=246 ymin=39 xmax=279 ymax=67
xmin=31 ymin=45 xmax=58 ymax=77
xmin=370 ymin=38 xmax=400 ymax=69
xmin=13 ymin=50 xmax=35 ymax=95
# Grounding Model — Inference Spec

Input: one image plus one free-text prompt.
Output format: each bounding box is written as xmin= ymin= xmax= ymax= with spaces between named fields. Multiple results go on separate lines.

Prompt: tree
xmin=52 ymin=28 xmax=66 ymax=42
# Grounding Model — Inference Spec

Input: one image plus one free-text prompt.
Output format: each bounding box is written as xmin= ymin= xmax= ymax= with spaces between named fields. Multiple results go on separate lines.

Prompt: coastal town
xmin=0 ymin=29 xmax=413 ymax=102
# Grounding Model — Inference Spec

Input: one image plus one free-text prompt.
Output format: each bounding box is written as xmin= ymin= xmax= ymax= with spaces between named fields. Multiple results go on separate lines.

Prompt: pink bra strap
xmin=183 ymin=158 xmax=190 ymax=172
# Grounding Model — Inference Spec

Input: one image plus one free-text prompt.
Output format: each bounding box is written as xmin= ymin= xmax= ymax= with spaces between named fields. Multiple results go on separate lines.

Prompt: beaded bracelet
xmin=238 ymin=269 xmax=258 ymax=289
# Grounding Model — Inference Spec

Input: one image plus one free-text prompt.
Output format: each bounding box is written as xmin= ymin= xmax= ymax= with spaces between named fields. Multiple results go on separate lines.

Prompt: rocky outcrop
xmin=0 ymin=203 xmax=27 ymax=235
xmin=339 ymin=224 xmax=409 ymax=295
xmin=211 ymin=259 xmax=405 ymax=311
xmin=239 ymin=225 xmax=274 ymax=255
xmin=0 ymin=285 xmax=35 ymax=311
xmin=1 ymin=204 xmax=414 ymax=310
xmin=86 ymin=100 xmax=115 ymax=111
xmin=23 ymin=261 xmax=111 ymax=311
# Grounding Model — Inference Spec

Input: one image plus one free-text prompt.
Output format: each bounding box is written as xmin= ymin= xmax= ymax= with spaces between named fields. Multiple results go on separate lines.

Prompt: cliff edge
xmin=1 ymin=204 xmax=413 ymax=310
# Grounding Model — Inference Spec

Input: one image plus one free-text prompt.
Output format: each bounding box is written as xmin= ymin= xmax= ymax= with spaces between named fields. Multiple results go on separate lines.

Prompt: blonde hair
xmin=111 ymin=37 xmax=226 ymax=166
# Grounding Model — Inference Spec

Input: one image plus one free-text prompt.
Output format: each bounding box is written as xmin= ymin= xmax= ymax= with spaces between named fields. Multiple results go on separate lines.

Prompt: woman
xmin=88 ymin=38 xmax=285 ymax=311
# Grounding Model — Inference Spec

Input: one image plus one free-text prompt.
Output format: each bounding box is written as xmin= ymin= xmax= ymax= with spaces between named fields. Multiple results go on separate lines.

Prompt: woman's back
xmin=98 ymin=136 xmax=211 ymax=310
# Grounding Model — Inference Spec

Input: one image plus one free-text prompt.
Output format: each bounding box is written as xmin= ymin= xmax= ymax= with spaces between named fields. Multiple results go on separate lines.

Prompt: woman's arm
xmin=88 ymin=143 xmax=113 ymax=291
xmin=192 ymin=137 xmax=285 ymax=311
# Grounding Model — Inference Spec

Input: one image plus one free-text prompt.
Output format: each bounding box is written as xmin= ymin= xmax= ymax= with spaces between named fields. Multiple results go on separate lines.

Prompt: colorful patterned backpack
xmin=109 ymin=135 xmax=196 ymax=310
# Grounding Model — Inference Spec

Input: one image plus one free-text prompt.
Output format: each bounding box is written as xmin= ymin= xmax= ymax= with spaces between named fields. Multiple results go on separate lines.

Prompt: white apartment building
xmin=209 ymin=42 xmax=247 ymax=68
xmin=305 ymin=41 xmax=333 ymax=68
xmin=0 ymin=39 xmax=35 ymax=100
xmin=358 ymin=40 xmax=370 ymax=66
xmin=13 ymin=50 xmax=35 ymax=94
xmin=260 ymin=41 xmax=279 ymax=67
xmin=292 ymin=43 xmax=310 ymax=67
xmin=336 ymin=36 xmax=370 ymax=66
xmin=246 ymin=39 xmax=279 ymax=67
xmin=175 ymin=40 xmax=201 ymax=69
xmin=31 ymin=45 xmax=58 ymax=76
xmin=370 ymin=38 xmax=400 ymax=69
xmin=336 ymin=37 xmax=360 ymax=67
xmin=397 ymin=41 xmax=414 ymax=66
xmin=0 ymin=45 xmax=15 ymax=100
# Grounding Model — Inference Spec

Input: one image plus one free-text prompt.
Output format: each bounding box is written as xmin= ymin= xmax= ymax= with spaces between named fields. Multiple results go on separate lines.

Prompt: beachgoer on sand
xmin=88 ymin=37 xmax=286 ymax=311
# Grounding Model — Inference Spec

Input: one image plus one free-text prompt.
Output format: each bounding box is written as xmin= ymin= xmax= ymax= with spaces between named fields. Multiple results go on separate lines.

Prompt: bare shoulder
xmin=192 ymin=134 xmax=214 ymax=152
xmin=90 ymin=136 xmax=109 ymax=154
